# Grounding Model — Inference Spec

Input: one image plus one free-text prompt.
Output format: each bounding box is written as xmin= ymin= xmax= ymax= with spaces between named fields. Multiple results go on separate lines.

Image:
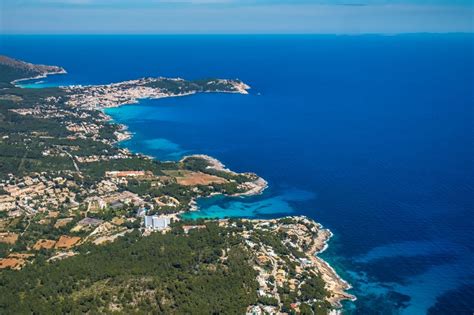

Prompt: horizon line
xmin=1 ymin=32 xmax=473 ymax=36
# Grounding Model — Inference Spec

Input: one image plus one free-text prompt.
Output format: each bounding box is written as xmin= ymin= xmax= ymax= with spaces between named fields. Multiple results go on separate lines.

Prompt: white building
xmin=144 ymin=216 xmax=171 ymax=230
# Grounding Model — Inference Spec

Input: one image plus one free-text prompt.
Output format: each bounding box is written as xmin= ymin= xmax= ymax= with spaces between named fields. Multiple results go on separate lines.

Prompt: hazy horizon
xmin=1 ymin=1 xmax=473 ymax=34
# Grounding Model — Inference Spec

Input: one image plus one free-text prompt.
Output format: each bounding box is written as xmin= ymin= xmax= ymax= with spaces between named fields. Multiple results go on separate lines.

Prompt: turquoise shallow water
xmin=3 ymin=34 xmax=473 ymax=314
xmin=181 ymin=188 xmax=316 ymax=220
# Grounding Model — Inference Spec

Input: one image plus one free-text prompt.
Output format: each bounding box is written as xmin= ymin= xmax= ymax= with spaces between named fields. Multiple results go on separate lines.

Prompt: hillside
xmin=0 ymin=219 xmax=336 ymax=314
xmin=0 ymin=55 xmax=66 ymax=87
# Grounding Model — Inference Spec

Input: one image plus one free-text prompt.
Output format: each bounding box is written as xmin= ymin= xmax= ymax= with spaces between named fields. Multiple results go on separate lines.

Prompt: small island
xmin=0 ymin=55 xmax=354 ymax=313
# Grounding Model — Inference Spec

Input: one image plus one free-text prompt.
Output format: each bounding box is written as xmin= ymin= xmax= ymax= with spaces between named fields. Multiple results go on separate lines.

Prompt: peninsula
xmin=0 ymin=55 xmax=66 ymax=87
xmin=0 ymin=55 xmax=354 ymax=314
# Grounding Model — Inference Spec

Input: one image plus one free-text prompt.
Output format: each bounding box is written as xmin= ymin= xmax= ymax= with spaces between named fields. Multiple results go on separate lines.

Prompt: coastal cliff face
xmin=0 ymin=55 xmax=66 ymax=86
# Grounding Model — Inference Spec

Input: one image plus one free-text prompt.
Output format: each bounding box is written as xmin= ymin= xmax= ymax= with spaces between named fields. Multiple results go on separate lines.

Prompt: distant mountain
xmin=0 ymin=55 xmax=66 ymax=87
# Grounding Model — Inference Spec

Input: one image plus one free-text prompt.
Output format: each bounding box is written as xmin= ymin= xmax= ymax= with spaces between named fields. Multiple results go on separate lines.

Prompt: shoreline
xmin=97 ymin=89 xmax=249 ymax=110
xmin=18 ymin=69 xmax=354 ymax=309
xmin=11 ymin=69 xmax=68 ymax=86
xmin=64 ymin=76 xmax=251 ymax=110
xmin=177 ymin=154 xmax=268 ymax=219
xmin=100 ymin=88 xmax=353 ymax=309
xmin=182 ymin=154 xmax=269 ymax=197
xmin=237 ymin=216 xmax=355 ymax=309
xmin=309 ymin=227 xmax=356 ymax=307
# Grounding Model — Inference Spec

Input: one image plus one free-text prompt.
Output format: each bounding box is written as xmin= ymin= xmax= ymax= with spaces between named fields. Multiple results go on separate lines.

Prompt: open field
xmin=0 ymin=258 xmax=25 ymax=270
xmin=0 ymin=232 xmax=18 ymax=244
xmin=163 ymin=170 xmax=228 ymax=186
xmin=33 ymin=239 xmax=57 ymax=250
xmin=55 ymin=236 xmax=81 ymax=249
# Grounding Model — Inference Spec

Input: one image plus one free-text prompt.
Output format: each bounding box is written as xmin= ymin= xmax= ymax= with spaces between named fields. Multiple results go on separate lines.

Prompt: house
xmin=256 ymin=254 xmax=270 ymax=265
xmin=8 ymin=210 xmax=22 ymax=217
xmin=54 ymin=217 xmax=73 ymax=228
xmin=136 ymin=207 xmax=147 ymax=217
xmin=86 ymin=196 xmax=106 ymax=211
xmin=77 ymin=217 xmax=104 ymax=227
xmin=110 ymin=201 xmax=124 ymax=210
xmin=275 ymin=269 xmax=286 ymax=286
xmin=144 ymin=216 xmax=171 ymax=230
xmin=290 ymin=303 xmax=299 ymax=312
xmin=154 ymin=195 xmax=180 ymax=207
xmin=182 ymin=225 xmax=206 ymax=234
xmin=103 ymin=191 xmax=143 ymax=207
xmin=299 ymin=258 xmax=313 ymax=267
xmin=0 ymin=195 xmax=16 ymax=212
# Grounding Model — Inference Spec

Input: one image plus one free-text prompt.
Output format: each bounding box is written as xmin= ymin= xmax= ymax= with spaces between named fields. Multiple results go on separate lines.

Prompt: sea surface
xmin=1 ymin=34 xmax=473 ymax=314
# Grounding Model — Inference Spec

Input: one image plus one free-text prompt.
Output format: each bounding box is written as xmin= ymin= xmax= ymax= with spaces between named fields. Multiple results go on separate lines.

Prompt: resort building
xmin=144 ymin=216 xmax=171 ymax=230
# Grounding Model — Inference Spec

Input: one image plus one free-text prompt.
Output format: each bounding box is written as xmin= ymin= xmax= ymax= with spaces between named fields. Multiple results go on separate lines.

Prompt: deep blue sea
xmin=1 ymin=35 xmax=473 ymax=314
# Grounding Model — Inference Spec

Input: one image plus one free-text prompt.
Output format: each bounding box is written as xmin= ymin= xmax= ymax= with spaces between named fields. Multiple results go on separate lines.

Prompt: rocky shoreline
xmin=175 ymin=154 xmax=268 ymax=220
xmin=309 ymin=227 xmax=356 ymax=307
xmin=237 ymin=216 xmax=355 ymax=312
xmin=94 ymin=83 xmax=354 ymax=310
xmin=12 ymin=64 xmax=354 ymax=310
xmin=185 ymin=154 xmax=269 ymax=196
xmin=174 ymin=155 xmax=354 ymax=309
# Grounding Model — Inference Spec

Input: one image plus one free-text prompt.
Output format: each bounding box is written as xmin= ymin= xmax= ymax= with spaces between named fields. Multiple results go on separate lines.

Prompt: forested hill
xmin=0 ymin=223 xmax=259 ymax=314
xmin=0 ymin=55 xmax=65 ymax=87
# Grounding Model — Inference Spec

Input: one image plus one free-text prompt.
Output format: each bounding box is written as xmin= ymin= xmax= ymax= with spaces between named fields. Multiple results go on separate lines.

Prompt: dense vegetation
xmin=0 ymin=64 xmax=38 ymax=88
xmin=0 ymin=88 xmax=75 ymax=177
xmin=0 ymin=57 xmax=336 ymax=314
xmin=0 ymin=224 xmax=258 ymax=314
xmin=144 ymin=78 xmax=243 ymax=94
xmin=0 ymin=55 xmax=64 ymax=88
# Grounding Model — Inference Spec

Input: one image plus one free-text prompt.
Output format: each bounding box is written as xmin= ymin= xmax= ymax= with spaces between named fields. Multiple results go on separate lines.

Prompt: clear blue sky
xmin=0 ymin=0 xmax=473 ymax=34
